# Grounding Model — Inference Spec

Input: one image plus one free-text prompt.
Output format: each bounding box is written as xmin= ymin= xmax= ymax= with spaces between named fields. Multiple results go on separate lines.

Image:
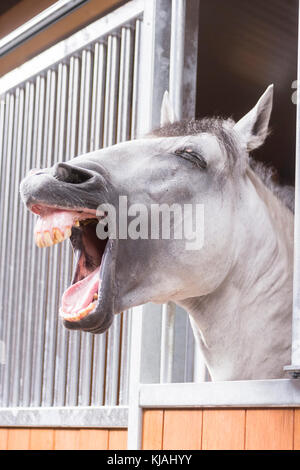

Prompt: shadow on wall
xmin=196 ymin=0 xmax=298 ymax=186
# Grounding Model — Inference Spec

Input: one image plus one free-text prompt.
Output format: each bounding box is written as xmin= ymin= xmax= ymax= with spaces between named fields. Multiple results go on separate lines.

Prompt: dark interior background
xmin=196 ymin=0 xmax=298 ymax=186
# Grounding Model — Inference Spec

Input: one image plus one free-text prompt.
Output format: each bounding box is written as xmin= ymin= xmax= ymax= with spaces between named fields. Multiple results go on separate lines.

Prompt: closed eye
xmin=174 ymin=147 xmax=207 ymax=170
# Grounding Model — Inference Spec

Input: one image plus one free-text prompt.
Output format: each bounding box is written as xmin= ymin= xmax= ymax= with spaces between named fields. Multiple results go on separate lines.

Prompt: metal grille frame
xmin=0 ymin=0 xmax=144 ymax=413
xmin=0 ymin=0 xmax=201 ymax=431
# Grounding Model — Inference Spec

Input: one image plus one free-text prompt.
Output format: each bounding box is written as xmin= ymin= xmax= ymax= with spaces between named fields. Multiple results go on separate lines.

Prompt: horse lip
xmin=29 ymin=202 xmax=98 ymax=216
xmin=63 ymin=238 xmax=118 ymax=334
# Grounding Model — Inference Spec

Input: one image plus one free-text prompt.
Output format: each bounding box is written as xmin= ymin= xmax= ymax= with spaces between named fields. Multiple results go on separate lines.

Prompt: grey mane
xmin=248 ymin=158 xmax=294 ymax=213
xmin=152 ymin=118 xmax=295 ymax=214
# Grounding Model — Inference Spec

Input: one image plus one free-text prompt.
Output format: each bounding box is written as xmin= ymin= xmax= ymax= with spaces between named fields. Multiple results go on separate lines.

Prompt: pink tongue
xmin=62 ymin=266 xmax=100 ymax=314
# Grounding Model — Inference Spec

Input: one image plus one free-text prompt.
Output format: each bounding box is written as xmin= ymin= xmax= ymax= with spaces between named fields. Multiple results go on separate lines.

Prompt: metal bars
xmin=0 ymin=0 xmax=201 ymax=438
xmin=284 ymin=1 xmax=300 ymax=377
xmin=0 ymin=5 xmax=142 ymax=409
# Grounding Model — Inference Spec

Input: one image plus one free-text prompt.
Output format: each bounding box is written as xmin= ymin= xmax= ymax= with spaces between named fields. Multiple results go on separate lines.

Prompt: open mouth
xmin=32 ymin=204 xmax=111 ymax=327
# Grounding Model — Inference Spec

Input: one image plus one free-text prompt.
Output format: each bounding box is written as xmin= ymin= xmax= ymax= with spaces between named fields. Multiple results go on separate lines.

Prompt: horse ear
xmin=233 ymin=84 xmax=274 ymax=151
xmin=160 ymin=90 xmax=176 ymax=127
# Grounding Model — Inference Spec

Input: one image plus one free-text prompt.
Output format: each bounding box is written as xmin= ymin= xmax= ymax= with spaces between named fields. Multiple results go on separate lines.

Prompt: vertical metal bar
xmin=8 ymin=87 xmax=25 ymax=406
xmin=169 ymin=0 xmax=186 ymax=120
xmin=117 ymin=25 xmax=138 ymax=405
xmin=284 ymin=2 xmax=300 ymax=377
xmin=22 ymin=76 xmax=46 ymax=406
xmin=117 ymin=26 xmax=134 ymax=143
xmin=1 ymin=93 xmax=16 ymax=406
xmin=169 ymin=0 xmax=199 ymax=121
xmin=31 ymin=69 xmax=56 ymax=406
xmin=65 ymin=55 xmax=81 ymax=407
xmin=136 ymin=0 xmax=171 ymax=137
xmin=91 ymin=331 xmax=107 ymax=406
xmin=53 ymin=62 xmax=70 ymax=406
xmin=130 ymin=19 xmax=141 ymax=140
xmin=2 ymin=90 xmax=22 ymax=406
xmin=0 ymin=97 xmax=6 ymax=405
xmin=90 ymin=42 xmax=107 ymax=407
xmin=19 ymin=82 xmax=35 ymax=406
xmin=63 ymin=56 xmax=78 ymax=407
xmin=160 ymin=302 xmax=175 ymax=383
xmin=65 ymin=56 xmax=80 ymax=160
xmin=77 ymin=49 xmax=93 ymax=155
xmin=127 ymin=305 xmax=144 ymax=450
xmin=182 ymin=0 xmax=199 ymax=120
xmin=119 ymin=309 xmax=132 ymax=405
xmin=102 ymin=32 xmax=120 ymax=406
xmin=105 ymin=315 xmax=121 ymax=406
xmin=42 ymin=64 xmax=66 ymax=406
xmin=30 ymin=76 xmax=47 ymax=406
xmin=168 ymin=0 xmax=200 ymax=385
xmin=0 ymin=95 xmax=9 ymax=406
xmin=77 ymin=49 xmax=94 ymax=406
xmin=90 ymin=42 xmax=106 ymax=152
xmin=103 ymin=34 xmax=120 ymax=148
xmin=184 ymin=316 xmax=195 ymax=382
xmin=0 ymin=98 xmax=5 ymax=176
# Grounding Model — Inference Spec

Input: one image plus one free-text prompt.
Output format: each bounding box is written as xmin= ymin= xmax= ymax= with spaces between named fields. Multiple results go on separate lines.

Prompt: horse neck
xmin=179 ymin=168 xmax=294 ymax=381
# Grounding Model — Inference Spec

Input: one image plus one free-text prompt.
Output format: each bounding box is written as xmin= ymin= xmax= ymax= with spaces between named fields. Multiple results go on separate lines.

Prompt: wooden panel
xmin=294 ymin=409 xmax=300 ymax=449
xmin=202 ymin=409 xmax=245 ymax=450
xmin=0 ymin=429 xmax=8 ymax=450
xmin=7 ymin=428 xmax=31 ymax=450
xmin=54 ymin=429 xmax=81 ymax=450
xmin=142 ymin=410 xmax=164 ymax=450
xmin=0 ymin=0 xmax=125 ymax=77
xmin=29 ymin=429 xmax=54 ymax=450
xmin=108 ymin=429 xmax=128 ymax=450
xmin=245 ymin=409 xmax=294 ymax=450
xmin=162 ymin=410 xmax=202 ymax=450
xmin=0 ymin=428 xmax=128 ymax=450
xmin=79 ymin=429 xmax=109 ymax=450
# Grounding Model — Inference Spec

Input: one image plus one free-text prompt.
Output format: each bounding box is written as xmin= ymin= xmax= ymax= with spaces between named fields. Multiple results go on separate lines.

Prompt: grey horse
xmin=20 ymin=85 xmax=294 ymax=381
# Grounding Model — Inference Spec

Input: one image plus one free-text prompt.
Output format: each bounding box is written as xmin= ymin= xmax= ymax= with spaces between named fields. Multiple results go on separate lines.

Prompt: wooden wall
xmin=0 ymin=428 xmax=127 ymax=450
xmin=142 ymin=408 xmax=300 ymax=450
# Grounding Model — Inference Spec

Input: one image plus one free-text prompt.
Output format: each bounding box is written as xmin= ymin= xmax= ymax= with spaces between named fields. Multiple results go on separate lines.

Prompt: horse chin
xmin=31 ymin=204 xmax=118 ymax=334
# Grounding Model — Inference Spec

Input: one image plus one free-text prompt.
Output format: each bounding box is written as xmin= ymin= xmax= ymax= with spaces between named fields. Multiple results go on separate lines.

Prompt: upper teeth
xmin=34 ymin=210 xmax=98 ymax=249
xmin=35 ymin=226 xmax=72 ymax=248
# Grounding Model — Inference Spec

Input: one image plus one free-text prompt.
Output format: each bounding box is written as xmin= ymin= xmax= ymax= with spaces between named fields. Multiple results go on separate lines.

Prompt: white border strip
xmin=0 ymin=406 xmax=128 ymax=428
xmin=140 ymin=379 xmax=300 ymax=408
xmin=0 ymin=0 xmax=144 ymax=96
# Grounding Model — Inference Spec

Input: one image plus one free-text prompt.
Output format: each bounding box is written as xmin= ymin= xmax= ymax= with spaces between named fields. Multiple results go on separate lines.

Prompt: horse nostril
xmin=53 ymin=163 xmax=92 ymax=185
